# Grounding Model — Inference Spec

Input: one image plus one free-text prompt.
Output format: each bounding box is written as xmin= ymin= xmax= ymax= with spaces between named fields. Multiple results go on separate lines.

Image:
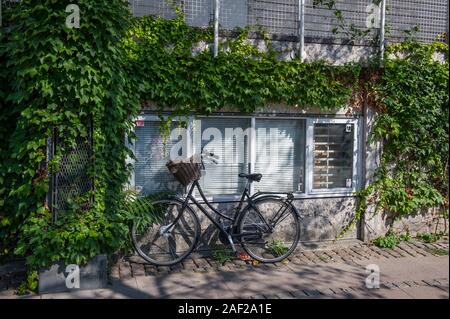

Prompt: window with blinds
xmin=198 ymin=117 xmax=250 ymax=196
xmin=254 ymin=119 xmax=305 ymax=193
xmin=134 ymin=121 xmax=183 ymax=195
xmin=131 ymin=116 xmax=359 ymax=197
xmin=313 ymin=123 xmax=354 ymax=189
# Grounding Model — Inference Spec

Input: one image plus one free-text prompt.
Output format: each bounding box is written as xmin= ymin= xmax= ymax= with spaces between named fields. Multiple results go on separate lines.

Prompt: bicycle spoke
xmin=132 ymin=199 xmax=199 ymax=266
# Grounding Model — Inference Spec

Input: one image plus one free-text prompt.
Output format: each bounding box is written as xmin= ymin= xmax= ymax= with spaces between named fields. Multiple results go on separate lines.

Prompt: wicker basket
xmin=166 ymin=156 xmax=202 ymax=186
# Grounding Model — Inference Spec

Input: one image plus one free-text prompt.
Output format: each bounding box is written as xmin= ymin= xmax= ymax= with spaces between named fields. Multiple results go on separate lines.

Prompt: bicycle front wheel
xmin=238 ymin=197 xmax=300 ymax=263
xmin=131 ymin=199 xmax=200 ymax=266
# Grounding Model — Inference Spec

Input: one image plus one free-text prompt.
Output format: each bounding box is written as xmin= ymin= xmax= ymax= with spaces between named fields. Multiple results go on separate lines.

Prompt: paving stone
xmin=156 ymin=266 xmax=171 ymax=274
xmin=119 ymin=262 xmax=132 ymax=280
xmin=233 ymin=259 xmax=247 ymax=266
xmin=384 ymin=247 xmax=405 ymax=258
xmin=250 ymin=294 xmax=266 ymax=299
xmin=291 ymin=290 xmax=309 ymax=298
xmin=432 ymin=278 xmax=449 ymax=287
xmin=371 ymin=246 xmax=399 ymax=258
xmin=193 ymin=267 xmax=208 ymax=273
xmin=382 ymin=282 xmax=397 ymax=289
xmin=264 ymin=294 xmax=281 ymax=299
xmin=347 ymin=247 xmax=371 ymax=260
xmin=402 ymin=242 xmax=430 ymax=256
xmin=193 ymin=258 xmax=210 ymax=268
xmin=131 ymin=263 xmax=145 ymax=277
xmin=169 ymin=264 xmax=183 ymax=273
xmin=399 ymin=281 xmax=414 ymax=287
xmin=218 ymin=265 xmax=231 ymax=272
xmin=341 ymin=248 xmax=363 ymax=260
xmin=293 ymin=255 xmax=314 ymax=265
xmin=301 ymin=251 xmax=321 ymax=263
xmin=421 ymin=279 xmax=439 ymax=287
xmin=109 ymin=265 xmax=120 ymax=280
xmin=182 ymin=260 xmax=197 ymax=271
xmin=303 ymin=289 xmax=322 ymax=296
xmin=275 ymin=292 xmax=295 ymax=299
xmin=327 ymin=250 xmax=349 ymax=262
xmin=316 ymin=288 xmax=337 ymax=296
xmin=360 ymin=245 xmax=387 ymax=259
xmin=395 ymin=243 xmax=418 ymax=257
xmin=144 ymin=265 xmax=158 ymax=276
xmin=313 ymin=251 xmax=331 ymax=263
xmin=334 ymin=249 xmax=359 ymax=263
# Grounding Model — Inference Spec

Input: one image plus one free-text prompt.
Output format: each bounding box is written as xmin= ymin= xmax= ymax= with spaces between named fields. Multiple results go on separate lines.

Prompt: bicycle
xmin=131 ymin=150 xmax=301 ymax=266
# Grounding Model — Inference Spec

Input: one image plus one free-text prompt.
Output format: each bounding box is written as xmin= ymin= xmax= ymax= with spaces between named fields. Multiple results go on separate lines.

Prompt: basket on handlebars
xmin=166 ymin=155 xmax=202 ymax=186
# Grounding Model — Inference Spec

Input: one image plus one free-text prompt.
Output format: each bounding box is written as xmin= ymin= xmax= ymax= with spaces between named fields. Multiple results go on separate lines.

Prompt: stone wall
xmin=194 ymin=196 xmax=359 ymax=254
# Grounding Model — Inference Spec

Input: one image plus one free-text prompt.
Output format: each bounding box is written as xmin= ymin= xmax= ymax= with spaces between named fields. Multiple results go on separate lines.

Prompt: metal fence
xmin=386 ymin=0 xmax=448 ymax=43
xmin=129 ymin=0 xmax=449 ymax=44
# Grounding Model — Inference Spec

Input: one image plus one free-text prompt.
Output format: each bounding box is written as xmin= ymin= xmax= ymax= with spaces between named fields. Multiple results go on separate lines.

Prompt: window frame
xmin=128 ymin=114 xmax=362 ymax=201
xmin=305 ymin=117 xmax=360 ymax=195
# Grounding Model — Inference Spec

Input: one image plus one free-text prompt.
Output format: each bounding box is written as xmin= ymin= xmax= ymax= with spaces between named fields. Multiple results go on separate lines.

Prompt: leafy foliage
xmin=371 ymin=41 xmax=449 ymax=216
xmin=123 ymin=15 xmax=361 ymax=121
xmin=416 ymin=232 xmax=444 ymax=243
xmin=0 ymin=0 xmax=141 ymax=268
xmin=0 ymin=2 xmax=447 ymax=273
xmin=267 ymin=239 xmax=289 ymax=257
xmin=211 ymin=245 xmax=235 ymax=265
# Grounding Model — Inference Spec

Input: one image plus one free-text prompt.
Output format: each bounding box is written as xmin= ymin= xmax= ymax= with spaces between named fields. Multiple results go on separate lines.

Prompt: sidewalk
xmin=1 ymin=241 xmax=448 ymax=299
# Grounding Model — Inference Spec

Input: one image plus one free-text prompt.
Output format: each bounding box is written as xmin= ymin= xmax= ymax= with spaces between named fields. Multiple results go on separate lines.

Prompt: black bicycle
xmin=131 ymin=151 xmax=301 ymax=266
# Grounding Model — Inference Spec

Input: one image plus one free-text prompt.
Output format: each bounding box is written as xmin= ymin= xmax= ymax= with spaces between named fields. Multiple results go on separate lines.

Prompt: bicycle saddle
xmin=238 ymin=173 xmax=262 ymax=182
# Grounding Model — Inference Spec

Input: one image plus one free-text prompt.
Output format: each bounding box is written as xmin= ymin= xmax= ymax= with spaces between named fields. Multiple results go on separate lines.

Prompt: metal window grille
xmin=313 ymin=123 xmax=354 ymax=189
xmin=50 ymin=130 xmax=93 ymax=219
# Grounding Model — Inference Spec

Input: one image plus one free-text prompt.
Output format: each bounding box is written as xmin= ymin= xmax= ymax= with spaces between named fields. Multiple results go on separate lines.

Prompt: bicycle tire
xmin=237 ymin=197 xmax=300 ymax=263
xmin=131 ymin=198 xmax=200 ymax=266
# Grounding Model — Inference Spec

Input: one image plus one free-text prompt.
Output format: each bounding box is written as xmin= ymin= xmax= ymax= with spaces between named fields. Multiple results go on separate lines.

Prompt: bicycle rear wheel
xmin=238 ymin=197 xmax=300 ymax=263
xmin=131 ymin=199 xmax=200 ymax=266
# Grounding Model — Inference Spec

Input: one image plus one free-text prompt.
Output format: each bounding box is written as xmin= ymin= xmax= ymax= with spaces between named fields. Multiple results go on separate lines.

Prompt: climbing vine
xmin=339 ymin=40 xmax=449 ymax=238
xmin=0 ymin=0 xmax=141 ymax=267
xmin=0 ymin=0 xmax=448 ymax=275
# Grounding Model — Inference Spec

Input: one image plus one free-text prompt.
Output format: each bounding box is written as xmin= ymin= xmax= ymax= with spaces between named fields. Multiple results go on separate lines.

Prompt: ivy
xmin=0 ymin=2 xmax=448 ymax=273
xmin=339 ymin=40 xmax=449 ymax=238
xmin=0 ymin=0 xmax=141 ymax=267
xmin=123 ymin=15 xmax=361 ymax=117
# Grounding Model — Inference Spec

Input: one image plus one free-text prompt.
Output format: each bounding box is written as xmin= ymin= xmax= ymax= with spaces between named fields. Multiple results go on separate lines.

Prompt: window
xmin=306 ymin=118 xmax=359 ymax=194
xmin=313 ymin=123 xmax=354 ymax=189
xmin=130 ymin=115 xmax=359 ymax=198
xmin=133 ymin=119 xmax=184 ymax=195
xmin=254 ymin=119 xmax=305 ymax=193
xmin=196 ymin=117 xmax=250 ymax=196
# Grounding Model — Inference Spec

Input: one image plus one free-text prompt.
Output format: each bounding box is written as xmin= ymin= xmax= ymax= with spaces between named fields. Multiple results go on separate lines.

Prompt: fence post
xmin=298 ymin=0 xmax=305 ymax=61
xmin=379 ymin=0 xmax=386 ymax=63
xmin=214 ymin=0 xmax=220 ymax=57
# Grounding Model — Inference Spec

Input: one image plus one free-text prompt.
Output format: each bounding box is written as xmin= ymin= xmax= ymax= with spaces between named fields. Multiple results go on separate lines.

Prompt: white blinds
xmin=313 ymin=123 xmax=354 ymax=189
xmin=254 ymin=119 xmax=305 ymax=193
xmin=198 ymin=117 xmax=250 ymax=196
xmin=134 ymin=121 xmax=183 ymax=195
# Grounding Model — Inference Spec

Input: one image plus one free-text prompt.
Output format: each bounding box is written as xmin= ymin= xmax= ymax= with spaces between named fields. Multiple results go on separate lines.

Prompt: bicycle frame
xmin=169 ymin=178 xmax=296 ymax=252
